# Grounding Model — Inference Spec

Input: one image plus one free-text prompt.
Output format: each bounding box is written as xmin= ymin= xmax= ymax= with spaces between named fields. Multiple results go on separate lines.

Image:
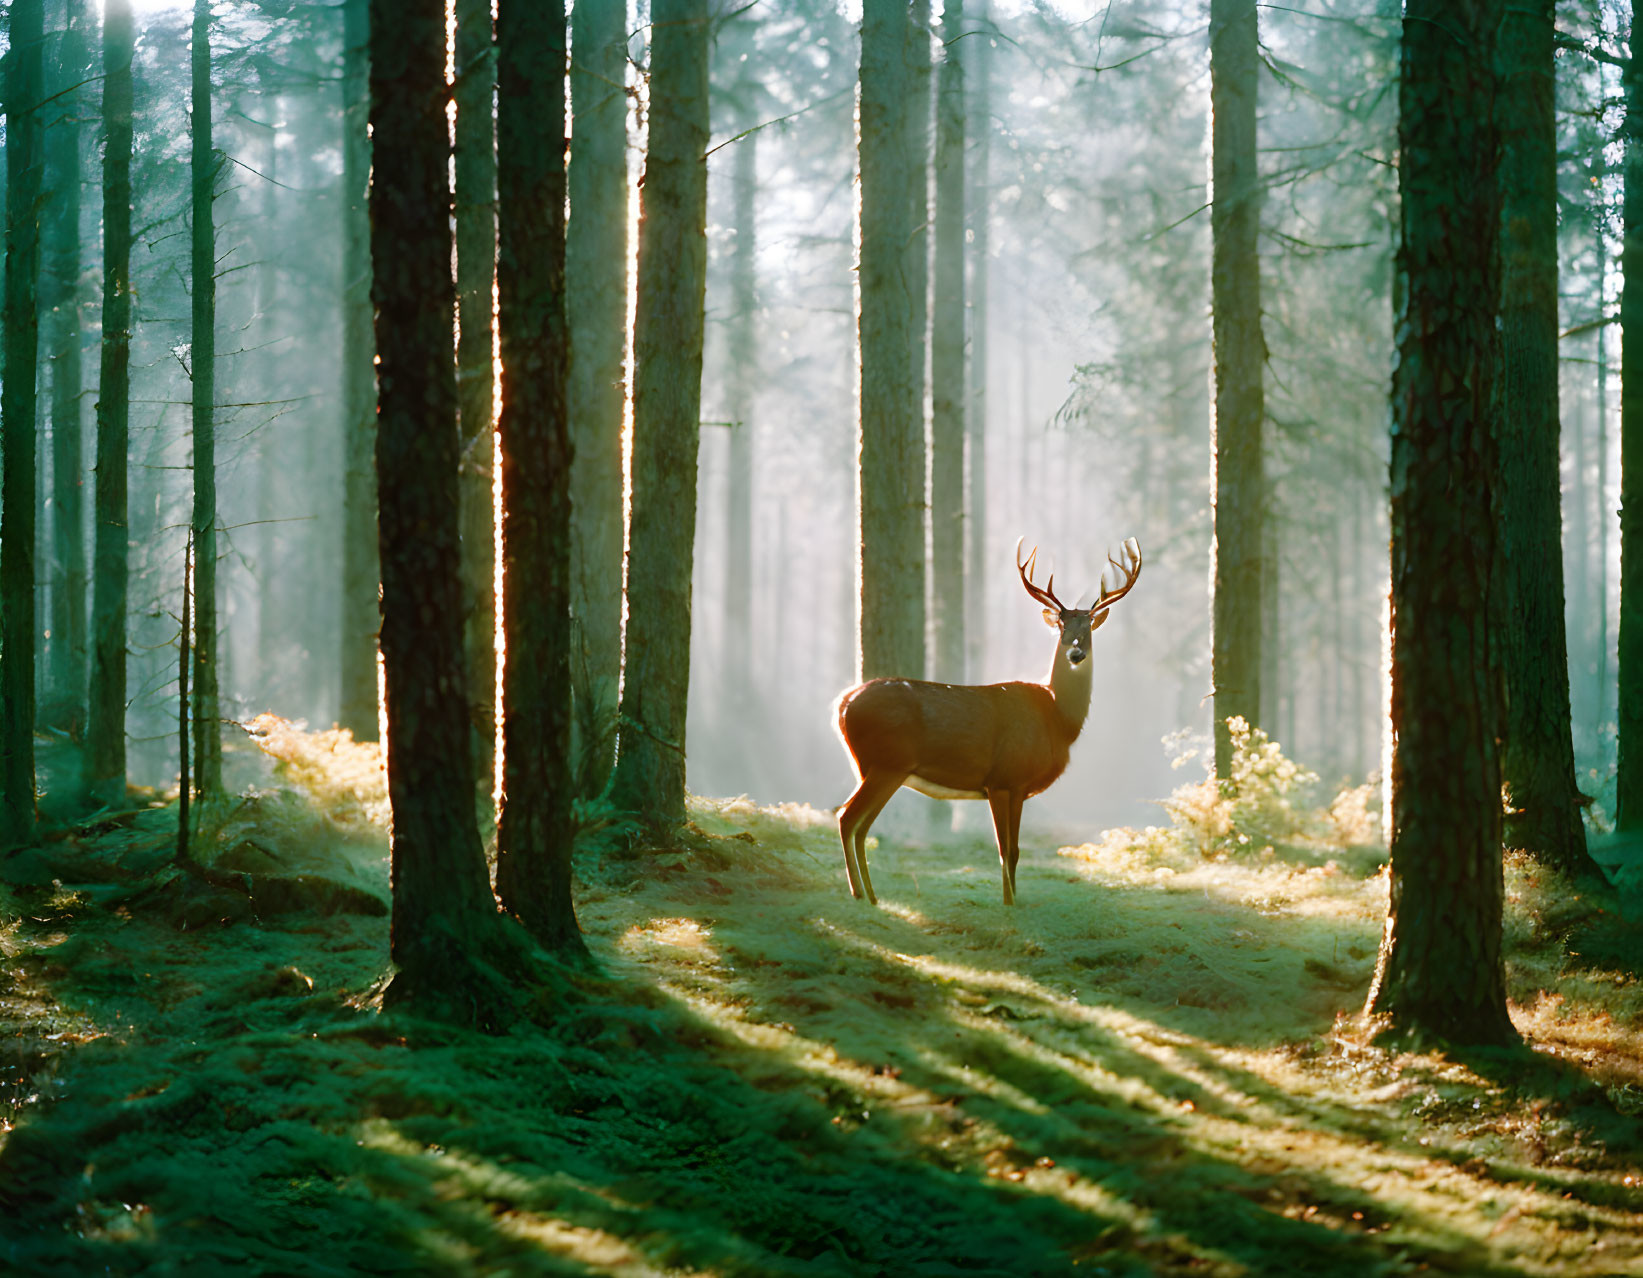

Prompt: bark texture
xmin=45 ymin=0 xmax=89 ymax=727
xmin=369 ymin=0 xmax=525 ymax=1026
xmin=338 ymin=0 xmax=379 ymax=741
xmin=566 ymin=0 xmax=628 ymax=798
xmin=88 ymin=0 xmax=133 ymax=806
xmin=493 ymin=0 xmax=583 ymax=954
xmin=1618 ymin=25 xmax=1643 ymax=832
xmin=2 ymin=0 xmax=45 ymax=844
xmin=930 ymin=0 xmax=965 ymax=684
xmin=858 ymin=0 xmax=925 ymax=682
xmin=608 ymin=0 xmax=711 ymax=829
xmin=1209 ymin=0 xmax=1264 ymax=779
xmin=455 ymin=0 xmax=497 ymax=804
xmin=190 ymin=0 xmax=222 ymax=797
xmin=1363 ymin=0 xmax=1517 ymax=1048
xmin=1495 ymin=0 xmax=1595 ymax=876
xmin=964 ymin=1 xmax=989 ymax=682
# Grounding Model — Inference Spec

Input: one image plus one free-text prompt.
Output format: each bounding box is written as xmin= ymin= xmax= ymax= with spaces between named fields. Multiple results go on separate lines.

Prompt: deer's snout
xmin=1067 ymin=645 xmax=1087 ymax=667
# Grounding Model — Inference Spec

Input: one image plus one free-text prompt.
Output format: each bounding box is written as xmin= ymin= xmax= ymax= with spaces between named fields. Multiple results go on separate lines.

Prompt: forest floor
xmin=0 ymin=723 xmax=1641 ymax=1276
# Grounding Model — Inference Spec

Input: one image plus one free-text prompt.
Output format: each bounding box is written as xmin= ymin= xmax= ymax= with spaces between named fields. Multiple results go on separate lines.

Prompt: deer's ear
xmin=1043 ymin=608 xmax=1060 ymax=629
xmin=1090 ymin=610 xmax=1110 ymax=631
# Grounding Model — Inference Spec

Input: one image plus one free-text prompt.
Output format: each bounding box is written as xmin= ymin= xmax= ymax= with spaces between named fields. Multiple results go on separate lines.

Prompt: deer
xmin=832 ymin=537 xmax=1142 ymax=906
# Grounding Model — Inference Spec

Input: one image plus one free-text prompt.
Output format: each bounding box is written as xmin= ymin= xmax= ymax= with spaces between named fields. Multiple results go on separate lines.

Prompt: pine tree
xmin=1364 ymin=0 xmax=1517 ymax=1048
xmin=609 ymin=0 xmax=711 ymax=829
xmin=88 ymin=0 xmax=134 ymax=807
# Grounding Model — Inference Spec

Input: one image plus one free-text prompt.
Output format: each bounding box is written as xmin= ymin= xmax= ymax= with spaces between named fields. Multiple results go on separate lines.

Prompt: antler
xmin=1091 ymin=537 xmax=1143 ymax=616
xmin=1016 ymin=537 xmax=1067 ymax=613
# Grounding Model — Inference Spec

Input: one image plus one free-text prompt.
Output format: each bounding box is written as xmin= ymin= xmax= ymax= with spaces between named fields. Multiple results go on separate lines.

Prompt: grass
xmin=0 ymin=721 xmax=1639 ymax=1276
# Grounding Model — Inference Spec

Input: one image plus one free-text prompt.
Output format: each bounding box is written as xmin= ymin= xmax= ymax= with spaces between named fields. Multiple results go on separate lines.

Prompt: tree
xmin=88 ymin=0 xmax=134 ymax=808
xmin=1363 ymin=0 xmax=1516 ymax=1048
xmin=1495 ymin=0 xmax=1596 ymax=876
xmin=566 ymin=0 xmax=628 ymax=798
xmin=858 ymin=0 xmax=924 ymax=682
xmin=930 ymin=0 xmax=965 ymax=684
xmin=1619 ymin=21 xmax=1643 ymax=833
xmin=964 ymin=0 xmax=990 ymax=682
xmin=455 ymin=0 xmax=497 ymax=807
xmin=369 ymin=0 xmax=527 ymax=1024
xmin=43 ymin=0 xmax=90 ymax=731
xmin=608 ymin=0 xmax=711 ymax=829
xmin=1209 ymin=0 xmax=1264 ymax=780
xmin=337 ymin=0 xmax=378 ymax=742
xmin=2 ymin=0 xmax=46 ymax=844
xmin=190 ymin=0 xmax=223 ymax=797
xmin=492 ymin=0 xmax=583 ymax=954
xmin=720 ymin=10 xmax=758 ymax=778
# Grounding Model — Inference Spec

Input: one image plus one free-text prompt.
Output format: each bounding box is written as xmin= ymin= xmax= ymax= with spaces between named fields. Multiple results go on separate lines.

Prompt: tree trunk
xmin=566 ymin=0 xmax=628 ymax=798
xmin=337 ymin=0 xmax=379 ymax=741
xmin=858 ymin=0 xmax=924 ymax=682
xmin=1363 ymin=0 xmax=1516 ymax=1048
xmin=1495 ymin=0 xmax=1596 ymax=876
xmin=1617 ymin=26 xmax=1643 ymax=832
xmin=44 ymin=0 xmax=88 ymax=733
xmin=608 ymin=0 xmax=710 ymax=830
xmin=2 ymin=0 xmax=45 ymax=844
xmin=493 ymin=0 xmax=583 ymax=955
xmin=190 ymin=0 xmax=221 ymax=797
xmin=722 ymin=67 xmax=757 ymax=776
xmin=455 ymin=0 xmax=497 ymax=807
xmin=1209 ymin=0 xmax=1264 ymax=780
xmin=964 ymin=0 xmax=989 ymax=682
xmin=87 ymin=0 xmax=133 ymax=807
xmin=930 ymin=0 xmax=965 ymax=684
xmin=369 ymin=0 xmax=528 ymax=1027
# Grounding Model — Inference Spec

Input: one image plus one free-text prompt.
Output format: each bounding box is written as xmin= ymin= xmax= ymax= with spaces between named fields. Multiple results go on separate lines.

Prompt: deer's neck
xmin=1046 ymin=651 xmax=1093 ymax=741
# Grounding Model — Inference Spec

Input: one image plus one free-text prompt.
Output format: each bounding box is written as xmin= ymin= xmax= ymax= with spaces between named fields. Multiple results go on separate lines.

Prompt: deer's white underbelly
xmin=906 ymin=774 xmax=987 ymax=801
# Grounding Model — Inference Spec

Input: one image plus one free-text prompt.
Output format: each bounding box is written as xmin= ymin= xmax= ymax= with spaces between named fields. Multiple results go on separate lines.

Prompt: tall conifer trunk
xmin=455 ymin=0 xmax=497 ymax=806
xmin=964 ymin=1 xmax=989 ymax=681
xmin=1364 ymin=0 xmax=1516 ymax=1048
xmin=858 ymin=0 xmax=924 ymax=681
xmin=190 ymin=0 xmax=222 ymax=797
xmin=2 ymin=0 xmax=45 ymax=843
xmin=1495 ymin=0 xmax=1595 ymax=876
xmin=493 ymin=0 xmax=582 ymax=953
xmin=45 ymin=0 xmax=88 ymax=729
xmin=1209 ymin=0 xmax=1264 ymax=779
xmin=88 ymin=0 xmax=133 ymax=806
xmin=609 ymin=0 xmax=711 ymax=829
xmin=1617 ymin=25 xmax=1643 ymax=831
xmin=930 ymin=0 xmax=966 ymax=684
xmin=566 ymin=0 xmax=628 ymax=797
xmin=338 ymin=0 xmax=378 ymax=741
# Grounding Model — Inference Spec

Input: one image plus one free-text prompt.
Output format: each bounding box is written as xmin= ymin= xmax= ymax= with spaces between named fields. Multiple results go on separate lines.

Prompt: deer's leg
xmin=986 ymin=789 xmax=1016 ymax=906
xmin=1005 ymin=791 xmax=1025 ymax=898
xmin=838 ymin=770 xmax=903 ymax=905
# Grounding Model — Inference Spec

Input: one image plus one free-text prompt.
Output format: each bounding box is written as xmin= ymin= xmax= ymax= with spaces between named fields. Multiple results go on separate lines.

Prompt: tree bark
xmin=492 ymin=0 xmax=583 ymax=955
xmin=190 ymin=0 xmax=222 ymax=797
xmin=370 ymin=0 xmax=528 ymax=1026
xmin=608 ymin=0 xmax=711 ymax=830
xmin=721 ymin=12 xmax=757 ymax=784
xmin=455 ymin=0 xmax=497 ymax=806
xmin=930 ymin=0 xmax=965 ymax=684
xmin=1209 ymin=0 xmax=1265 ymax=780
xmin=2 ymin=0 xmax=45 ymax=844
xmin=1617 ymin=25 xmax=1643 ymax=832
xmin=44 ymin=0 xmax=89 ymax=730
xmin=964 ymin=0 xmax=989 ymax=682
xmin=1363 ymin=0 xmax=1517 ymax=1048
xmin=1495 ymin=0 xmax=1597 ymax=877
xmin=87 ymin=0 xmax=133 ymax=807
xmin=337 ymin=0 xmax=379 ymax=741
xmin=566 ymin=0 xmax=628 ymax=798
xmin=858 ymin=0 xmax=924 ymax=682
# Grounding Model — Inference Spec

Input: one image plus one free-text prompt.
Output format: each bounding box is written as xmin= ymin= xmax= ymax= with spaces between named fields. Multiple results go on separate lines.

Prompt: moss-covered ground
xmin=1 ymin=724 xmax=1640 ymax=1275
